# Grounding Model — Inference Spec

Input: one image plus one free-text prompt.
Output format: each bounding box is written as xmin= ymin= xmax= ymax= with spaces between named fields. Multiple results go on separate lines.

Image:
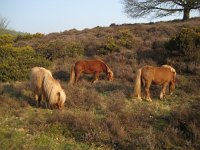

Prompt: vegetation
xmin=165 ymin=27 xmax=200 ymax=73
xmin=0 ymin=18 xmax=200 ymax=149
xmin=166 ymin=27 xmax=200 ymax=63
xmin=0 ymin=34 xmax=50 ymax=82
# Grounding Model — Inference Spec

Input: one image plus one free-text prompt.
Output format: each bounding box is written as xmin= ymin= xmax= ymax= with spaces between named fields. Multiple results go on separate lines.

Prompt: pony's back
xmin=30 ymin=67 xmax=52 ymax=90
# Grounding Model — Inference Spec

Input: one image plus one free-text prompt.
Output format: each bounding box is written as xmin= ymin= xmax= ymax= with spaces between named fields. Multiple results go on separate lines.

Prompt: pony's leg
xmin=34 ymin=89 xmax=41 ymax=107
xmin=137 ymin=95 xmax=142 ymax=101
xmin=145 ymin=81 xmax=152 ymax=102
xmin=92 ymin=72 xmax=99 ymax=83
xmin=57 ymin=100 xmax=64 ymax=110
xmin=160 ymin=82 xmax=168 ymax=99
xmin=44 ymin=97 xmax=49 ymax=109
xmin=46 ymin=102 xmax=50 ymax=109
xmin=38 ymin=94 xmax=42 ymax=107
xmin=42 ymin=91 xmax=47 ymax=108
xmin=49 ymin=104 xmax=54 ymax=110
xmin=34 ymin=94 xmax=39 ymax=107
xmin=57 ymin=103 xmax=63 ymax=110
xmin=75 ymin=72 xmax=81 ymax=83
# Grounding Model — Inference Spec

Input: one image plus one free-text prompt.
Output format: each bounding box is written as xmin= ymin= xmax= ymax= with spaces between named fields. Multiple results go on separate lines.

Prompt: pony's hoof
xmin=146 ymin=98 xmax=152 ymax=102
xmin=133 ymin=96 xmax=142 ymax=101
xmin=92 ymin=80 xmax=98 ymax=83
xmin=160 ymin=93 xmax=164 ymax=99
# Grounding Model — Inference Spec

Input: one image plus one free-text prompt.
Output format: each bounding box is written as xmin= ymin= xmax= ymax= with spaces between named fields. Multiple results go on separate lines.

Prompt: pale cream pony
xmin=30 ymin=67 xmax=66 ymax=109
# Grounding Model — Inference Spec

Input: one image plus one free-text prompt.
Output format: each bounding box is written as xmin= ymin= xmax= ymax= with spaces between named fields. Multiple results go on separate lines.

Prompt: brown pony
xmin=134 ymin=65 xmax=176 ymax=102
xmin=69 ymin=59 xmax=113 ymax=84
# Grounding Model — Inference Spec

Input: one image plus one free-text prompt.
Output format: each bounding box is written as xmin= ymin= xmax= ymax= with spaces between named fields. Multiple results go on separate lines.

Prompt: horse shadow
xmin=1 ymin=83 xmax=58 ymax=109
xmin=1 ymin=83 xmax=36 ymax=107
xmin=136 ymin=49 xmax=167 ymax=65
xmin=53 ymin=70 xmax=70 ymax=81
xmin=94 ymin=82 xmax=133 ymax=99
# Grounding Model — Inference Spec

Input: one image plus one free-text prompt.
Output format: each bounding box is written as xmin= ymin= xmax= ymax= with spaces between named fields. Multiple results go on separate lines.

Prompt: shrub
xmin=64 ymin=41 xmax=84 ymax=57
xmin=40 ymin=40 xmax=84 ymax=60
xmin=107 ymin=91 xmax=126 ymax=113
xmin=98 ymin=35 xmax=120 ymax=55
xmin=65 ymin=86 xmax=102 ymax=110
xmin=15 ymin=33 xmax=44 ymax=41
xmin=0 ymin=34 xmax=15 ymax=46
xmin=0 ymin=45 xmax=50 ymax=81
xmin=116 ymin=29 xmax=134 ymax=49
xmin=166 ymin=27 xmax=200 ymax=64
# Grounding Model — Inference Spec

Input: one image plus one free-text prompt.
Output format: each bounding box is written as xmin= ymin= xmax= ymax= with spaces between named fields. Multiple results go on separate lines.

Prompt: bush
xmin=116 ymin=29 xmax=134 ymax=49
xmin=15 ymin=33 xmax=44 ymax=41
xmin=0 ymin=34 xmax=15 ymax=46
xmin=64 ymin=41 xmax=84 ymax=57
xmin=0 ymin=45 xmax=50 ymax=81
xmin=166 ymin=27 xmax=200 ymax=64
xmin=98 ymin=35 xmax=120 ymax=55
xmin=40 ymin=40 xmax=84 ymax=60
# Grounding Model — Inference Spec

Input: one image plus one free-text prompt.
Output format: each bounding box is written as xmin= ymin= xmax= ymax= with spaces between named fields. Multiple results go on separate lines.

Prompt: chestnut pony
xmin=69 ymin=59 xmax=113 ymax=84
xmin=134 ymin=65 xmax=176 ymax=102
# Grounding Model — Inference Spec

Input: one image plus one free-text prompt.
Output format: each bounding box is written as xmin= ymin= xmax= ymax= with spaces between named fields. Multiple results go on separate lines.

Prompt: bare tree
xmin=0 ymin=17 xmax=9 ymax=29
xmin=122 ymin=0 xmax=200 ymax=21
xmin=0 ymin=17 xmax=9 ymax=35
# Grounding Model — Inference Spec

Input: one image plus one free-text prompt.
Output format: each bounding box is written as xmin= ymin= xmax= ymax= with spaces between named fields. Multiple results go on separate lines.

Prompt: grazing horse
xmin=30 ymin=67 xmax=66 ymax=109
xmin=134 ymin=65 xmax=176 ymax=102
xmin=69 ymin=59 xmax=113 ymax=84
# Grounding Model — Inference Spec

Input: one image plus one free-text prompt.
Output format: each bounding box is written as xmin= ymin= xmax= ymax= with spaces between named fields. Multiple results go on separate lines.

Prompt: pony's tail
xmin=69 ymin=64 xmax=75 ymax=85
xmin=173 ymin=71 xmax=176 ymax=82
xmin=134 ymin=68 xmax=142 ymax=100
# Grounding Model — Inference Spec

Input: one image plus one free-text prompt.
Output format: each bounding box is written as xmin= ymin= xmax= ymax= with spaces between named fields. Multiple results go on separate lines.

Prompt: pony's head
xmin=107 ymin=69 xmax=113 ymax=81
xmin=162 ymin=65 xmax=176 ymax=95
xmin=57 ymin=89 xmax=66 ymax=109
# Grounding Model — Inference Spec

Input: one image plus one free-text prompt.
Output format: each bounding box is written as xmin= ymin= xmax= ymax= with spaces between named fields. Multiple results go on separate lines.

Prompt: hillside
xmin=0 ymin=18 xmax=200 ymax=149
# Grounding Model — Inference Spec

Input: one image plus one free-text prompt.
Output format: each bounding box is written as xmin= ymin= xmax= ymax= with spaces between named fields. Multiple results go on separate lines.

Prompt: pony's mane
xmin=96 ymin=59 xmax=113 ymax=75
xmin=43 ymin=73 xmax=63 ymax=104
xmin=162 ymin=65 xmax=176 ymax=74
xmin=39 ymin=67 xmax=53 ymax=77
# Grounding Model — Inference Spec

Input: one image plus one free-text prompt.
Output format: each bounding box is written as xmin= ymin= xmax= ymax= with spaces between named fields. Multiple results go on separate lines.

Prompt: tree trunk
xmin=183 ymin=8 xmax=190 ymax=21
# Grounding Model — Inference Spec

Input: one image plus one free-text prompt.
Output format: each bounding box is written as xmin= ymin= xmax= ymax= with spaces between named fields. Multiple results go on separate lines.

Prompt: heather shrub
xmin=47 ymin=110 xmax=103 ymax=143
xmin=103 ymin=52 xmax=137 ymax=81
xmin=107 ymin=91 xmax=126 ymax=113
xmin=84 ymin=39 xmax=103 ymax=56
xmin=104 ymin=112 xmax=127 ymax=142
xmin=65 ymin=85 xmax=102 ymax=110
xmin=0 ymin=45 xmax=50 ymax=81
xmin=163 ymin=102 xmax=200 ymax=149
xmin=180 ymin=76 xmax=200 ymax=94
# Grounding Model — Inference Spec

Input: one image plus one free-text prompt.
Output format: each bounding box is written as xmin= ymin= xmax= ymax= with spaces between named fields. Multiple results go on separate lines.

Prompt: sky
xmin=0 ymin=0 xmax=199 ymax=34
